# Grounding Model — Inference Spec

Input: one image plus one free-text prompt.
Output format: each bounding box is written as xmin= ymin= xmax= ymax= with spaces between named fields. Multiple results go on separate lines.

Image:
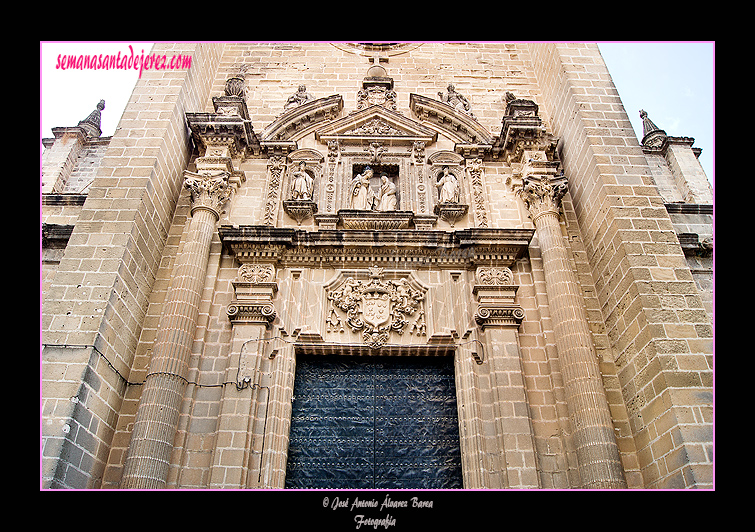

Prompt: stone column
xmin=519 ymin=174 xmax=626 ymax=488
xmin=120 ymin=171 xmax=232 ymax=489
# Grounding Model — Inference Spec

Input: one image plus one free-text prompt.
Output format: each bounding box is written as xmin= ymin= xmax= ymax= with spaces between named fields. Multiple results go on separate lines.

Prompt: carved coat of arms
xmin=326 ymin=267 xmax=426 ymax=348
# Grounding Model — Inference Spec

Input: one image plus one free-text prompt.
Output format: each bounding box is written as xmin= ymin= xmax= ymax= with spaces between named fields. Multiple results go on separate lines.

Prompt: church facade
xmin=41 ymin=43 xmax=713 ymax=489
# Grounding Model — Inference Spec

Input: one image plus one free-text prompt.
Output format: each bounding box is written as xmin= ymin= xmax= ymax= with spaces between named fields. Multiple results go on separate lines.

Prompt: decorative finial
xmin=78 ymin=100 xmax=105 ymax=138
xmin=639 ymin=109 xmax=666 ymax=147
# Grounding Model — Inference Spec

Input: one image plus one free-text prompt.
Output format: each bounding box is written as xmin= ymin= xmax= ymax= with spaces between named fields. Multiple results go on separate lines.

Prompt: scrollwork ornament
xmin=238 ymin=263 xmax=275 ymax=284
xmin=326 ymin=269 xmax=427 ymax=349
xmin=476 ymin=266 xmax=513 ymax=286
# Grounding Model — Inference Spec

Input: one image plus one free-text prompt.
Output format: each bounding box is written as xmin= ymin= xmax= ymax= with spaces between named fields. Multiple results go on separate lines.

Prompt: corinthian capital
xmin=184 ymin=170 xmax=232 ymax=218
xmin=518 ymin=175 xmax=568 ymax=222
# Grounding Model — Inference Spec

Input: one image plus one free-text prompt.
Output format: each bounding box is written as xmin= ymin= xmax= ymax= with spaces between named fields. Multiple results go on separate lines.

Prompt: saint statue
xmin=438 ymin=84 xmax=474 ymax=117
xmin=284 ymin=84 xmax=313 ymax=109
xmin=377 ymin=175 xmax=397 ymax=211
xmin=436 ymin=166 xmax=460 ymax=203
xmin=290 ymin=161 xmax=314 ymax=200
xmin=349 ymin=166 xmax=374 ymax=210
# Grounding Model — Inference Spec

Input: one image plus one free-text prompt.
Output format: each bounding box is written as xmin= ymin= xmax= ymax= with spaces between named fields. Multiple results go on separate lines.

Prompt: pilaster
xmin=471 ymin=267 xmax=538 ymax=488
xmin=210 ymin=264 xmax=279 ymax=488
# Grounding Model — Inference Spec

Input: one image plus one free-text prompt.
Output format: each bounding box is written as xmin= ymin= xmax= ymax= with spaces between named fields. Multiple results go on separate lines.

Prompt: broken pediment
xmin=261 ymin=94 xmax=344 ymax=143
xmin=409 ymin=93 xmax=495 ymax=146
xmin=315 ymin=105 xmax=437 ymax=145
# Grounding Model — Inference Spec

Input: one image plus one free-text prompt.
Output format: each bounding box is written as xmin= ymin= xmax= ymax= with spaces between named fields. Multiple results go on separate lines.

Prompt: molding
xmin=42 ymin=194 xmax=87 ymax=206
xmin=186 ymin=112 xmax=260 ymax=158
xmin=42 ymin=223 xmax=74 ymax=248
xmin=409 ymin=93 xmax=495 ymax=146
xmin=316 ymin=104 xmax=437 ymax=145
xmin=218 ymin=225 xmax=534 ymax=268
xmin=261 ymin=95 xmax=344 ymax=143
xmin=664 ymin=203 xmax=713 ymax=215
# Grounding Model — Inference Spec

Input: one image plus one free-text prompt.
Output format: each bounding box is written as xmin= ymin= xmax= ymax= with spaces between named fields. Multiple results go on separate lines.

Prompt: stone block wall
xmin=527 ymin=43 xmax=712 ymax=488
xmin=42 ymin=43 xmax=225 ymax=488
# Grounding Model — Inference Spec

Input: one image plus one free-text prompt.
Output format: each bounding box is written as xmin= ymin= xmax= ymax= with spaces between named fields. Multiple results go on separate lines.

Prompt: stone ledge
xmin=218 ymin=225 xmax=534 ymax=268
xmin=664 ymin=203 xmax=713 ymax=215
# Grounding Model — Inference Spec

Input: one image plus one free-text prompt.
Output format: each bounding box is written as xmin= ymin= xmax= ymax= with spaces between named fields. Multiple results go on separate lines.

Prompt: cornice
xmin=409 ymin=93 xmax=495 ymax=146
xmin=261 ymin=95 xmax=344 ymax=143
xmin=218 ymin=225 xmax=534 ymax=268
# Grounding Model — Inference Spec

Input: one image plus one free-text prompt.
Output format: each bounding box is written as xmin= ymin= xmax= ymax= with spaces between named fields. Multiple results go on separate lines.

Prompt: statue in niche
xmin=438 ymin=84 xmax=475 ymax=118
xmin=290 ymin=161 xmax=314 ymax=200
xmin=436 ymin=166 xmax=460 ymax=204
xmin=284 ymin=84 xmax=313 ymax=110
xmin=377 ymin=175 xmax=397 ymax=211
xmin=349 ymin=166 xmax=374 ymax=210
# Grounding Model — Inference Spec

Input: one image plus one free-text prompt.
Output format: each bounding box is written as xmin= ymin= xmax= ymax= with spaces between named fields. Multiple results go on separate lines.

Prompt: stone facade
xmin=41 ymin=43 xmax=713 ymax=489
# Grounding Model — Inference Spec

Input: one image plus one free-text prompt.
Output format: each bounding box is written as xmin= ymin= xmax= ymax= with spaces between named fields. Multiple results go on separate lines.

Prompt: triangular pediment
xmin=316 ymin=105 xmax=437 ymax=144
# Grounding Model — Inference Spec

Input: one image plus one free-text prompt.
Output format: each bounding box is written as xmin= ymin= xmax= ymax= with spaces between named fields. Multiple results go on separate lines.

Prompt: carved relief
xmin=227 ymin=262 xmax=278 ymax=327
xmin=472 ymin=266 xmax=523 ymax=330
xmin=476 ymin=266 xmax=513 ymax=286
xmin=466 ymin=158 xmax=489 ymax=228
xmin=263 ymin=156 xmax=286 ymax=225
xmin=238 ymin=263 xmax=276 ymax=284
xmin=183 ymin=170 xmax=232 ymax=218
xmin=517 ymin=175 xmax=568 ymax=222
xmin=325 ymin=267 xmax=427 ymax=349
xmin=348 ymin=119 xmax=402 ymax=137
xmin=356 ymin=84 xmax=397 ymax=111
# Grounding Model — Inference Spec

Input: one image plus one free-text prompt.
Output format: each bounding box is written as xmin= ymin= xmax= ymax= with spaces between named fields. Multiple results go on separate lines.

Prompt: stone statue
xmin=436 ymin=166 xmax=460 ymax=203
xmin=290 ymin=161 xmax=314 ymax=200
xmin=349 ymin=166 xmax=374 ymax=210
xmin=284 ymin=84 xmax=313 ymax=109
xmin=377 ymin=175 xmax=397 ymax=211
xmin=438 ymin=84 xmax=474 ymax=117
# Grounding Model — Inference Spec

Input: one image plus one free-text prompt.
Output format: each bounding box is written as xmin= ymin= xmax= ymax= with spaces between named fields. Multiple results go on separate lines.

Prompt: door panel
xmin=285 ymin=355 xmax=463 ymax=489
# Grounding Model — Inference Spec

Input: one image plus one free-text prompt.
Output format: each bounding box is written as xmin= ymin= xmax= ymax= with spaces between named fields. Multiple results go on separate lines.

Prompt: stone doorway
xmin=284 ymin=354 xmax=463 ymax=489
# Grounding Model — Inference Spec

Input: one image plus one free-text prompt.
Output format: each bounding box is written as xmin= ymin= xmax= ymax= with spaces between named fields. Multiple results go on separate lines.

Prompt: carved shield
xmin=362 ymin=291 xmax=391 ymax=329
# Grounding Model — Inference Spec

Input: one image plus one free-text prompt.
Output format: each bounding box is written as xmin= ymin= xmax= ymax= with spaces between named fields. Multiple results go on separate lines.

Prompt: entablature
xmin=218 ymin=225 xmax=534 ymax=269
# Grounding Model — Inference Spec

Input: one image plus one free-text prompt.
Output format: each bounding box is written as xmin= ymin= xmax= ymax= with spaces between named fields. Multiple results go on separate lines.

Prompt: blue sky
xmin=40 ymin=42 xmax=714 ymax=184
xmin=597 ymin=42 xmax=714 ymax=183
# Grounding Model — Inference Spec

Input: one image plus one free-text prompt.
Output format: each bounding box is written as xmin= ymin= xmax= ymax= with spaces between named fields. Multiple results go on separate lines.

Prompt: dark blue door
xmin=285 ymin=355 xmax=463 ymax=489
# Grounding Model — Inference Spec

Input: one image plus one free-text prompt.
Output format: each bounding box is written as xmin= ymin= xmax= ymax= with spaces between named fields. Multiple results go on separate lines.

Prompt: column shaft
xmin=533 ymin=209 xmax=626 ymax=488
xmin=121 ymin=172 xmax=230 ymax=489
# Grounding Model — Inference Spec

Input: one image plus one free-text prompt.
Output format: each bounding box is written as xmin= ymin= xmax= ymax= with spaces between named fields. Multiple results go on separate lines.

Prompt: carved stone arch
xmin=289 ymin=147 xmax=325 ymax=163
xmin=428 ymin=150 xmax=464 ymax=167
xmin=260 ymin=95 xmax=344 ymax=143
xmin=409 ymin=93 xmax=495 ymax=146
